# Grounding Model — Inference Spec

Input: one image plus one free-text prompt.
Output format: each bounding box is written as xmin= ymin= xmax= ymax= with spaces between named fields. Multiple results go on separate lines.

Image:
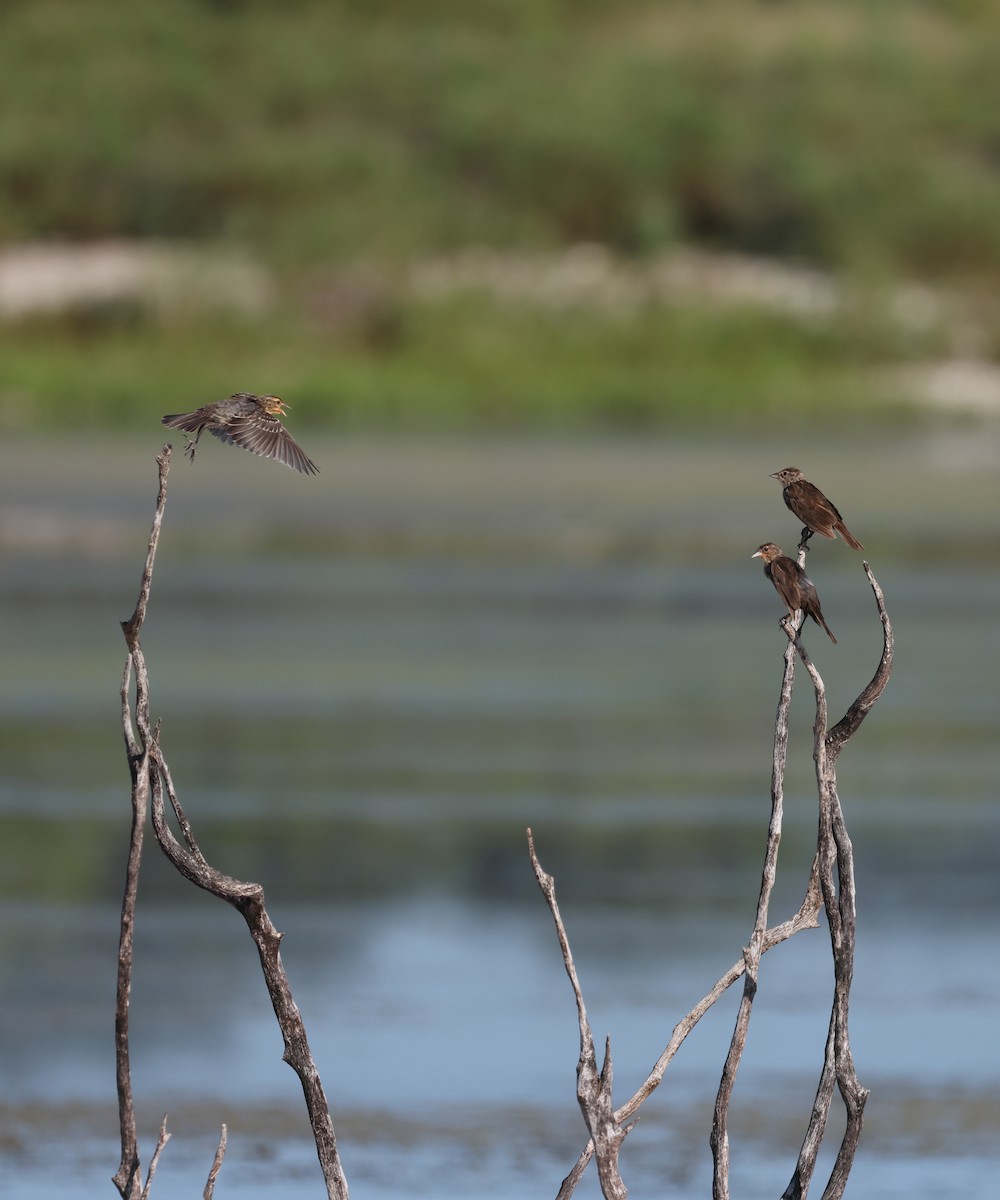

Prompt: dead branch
xmin=141 ymin=1115 xmax=171 ymax=1200
xmin=204 ymin=1125 xmax=227 ymax=1200
xmin=780 ymin=561 xmax=889 ymax=1200
xmin=112 ymin=697 xmax=149 ymax=1199
xmin=113 ymin=446 xmax=173 ymax=1200
xmin=554 ymin=867 xmax=822 ymax=1200
xmin=554 ymin=604 xmax=820 ymax=1200
xmin=825 ymin=562 xmax=894 ymax=761
xmin=709 ymin=602 xmax=804 ymax=1199
xmin=114 ymin=447 xmax=350 ymax=1200
xmin=529 ymin=829 xmax=631 ymax=1200
xmin=553 ymin=556 xmax=890 ymax=1199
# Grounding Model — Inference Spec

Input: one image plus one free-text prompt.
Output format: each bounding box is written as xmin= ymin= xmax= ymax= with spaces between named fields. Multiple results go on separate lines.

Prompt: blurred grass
xmin=0 ymin=297 xmax=930 ymax=431
xmin=4 ymin=0 xmax=1000 ymax=273
xmin=0 ymin=0 xmax=998 ymax=429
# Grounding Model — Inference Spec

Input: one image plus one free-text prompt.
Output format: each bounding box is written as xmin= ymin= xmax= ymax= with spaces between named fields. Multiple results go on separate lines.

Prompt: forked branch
xmin=529 ymin=829 xmax=631 ymax=1200
xmin=779 ymin=561 xmax=889 ymax=1200
xmin=550 ymin=557 xmax=891 ymax=1199
xmin=114 ymin=447 xmax=349 ymax=1200
xmin=709 ymin=608 xmax=803 ymax=1200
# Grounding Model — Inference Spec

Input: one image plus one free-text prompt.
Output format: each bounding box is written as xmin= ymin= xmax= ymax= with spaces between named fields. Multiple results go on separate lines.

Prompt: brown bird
xmin=162 ymin=393 xmax=319 ymax=475
xmin=752 ymin=542 xmax=837 ymax=644
xmin=770 ymin=467 xmax=862 ymax=549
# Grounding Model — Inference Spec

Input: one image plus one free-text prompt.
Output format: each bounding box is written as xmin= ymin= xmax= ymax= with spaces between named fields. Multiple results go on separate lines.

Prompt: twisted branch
xmin=781 ymin=561 xmax=890 ymax=1200
xmin=113 ymin=447 xmax=349 ymax=1200
xmin=552 ymin=556 xmax=891 ymax=1199
xmin=529 ymin=829 xmax=631 ymax=1200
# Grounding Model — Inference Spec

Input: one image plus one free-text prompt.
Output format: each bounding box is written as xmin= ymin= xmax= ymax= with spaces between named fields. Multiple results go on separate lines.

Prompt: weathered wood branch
xmin=148 ymin=753 xmax=348 ymax=1197
xmin=777 ymin=556 xmax=893 ymax=1195
xmin=114 ymin=447 xmax=349 ymax=1200
xmin=141 ymin=1115 xmax=171 ymax=1200
xmin=113 ymin=447 xmax=173 ymax=1200
xmin=709 ymin=601 xmax=803 ymax=1199
xmin=552 ymin=616 xmax=823 ymax=1200
xmin=529 ymin=829 xmax=631 ymax=1200
xmin=779 ymin=558 xmax=890 ymax=1200
xmin=204 ymin=1124 xmax=227 ymax=1200
xmin=111 ymin=703 xmax=150 ymax=1200
xmin=825 ymin=562 xmax=893 ymax=761
xmin=554 ymin=865 xmax=823 ymax=1200
xmin=554 ymin=555 xmax=890 ymax=1199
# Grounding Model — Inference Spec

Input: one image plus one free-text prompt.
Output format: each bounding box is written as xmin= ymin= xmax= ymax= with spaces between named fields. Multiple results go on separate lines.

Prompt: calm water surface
xmin=1 ymin=431 xmax=998 ymax=1198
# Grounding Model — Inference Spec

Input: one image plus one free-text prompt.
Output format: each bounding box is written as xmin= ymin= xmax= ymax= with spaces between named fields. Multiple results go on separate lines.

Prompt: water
xmin=1 ymin=430 xmax=999 ymax=1198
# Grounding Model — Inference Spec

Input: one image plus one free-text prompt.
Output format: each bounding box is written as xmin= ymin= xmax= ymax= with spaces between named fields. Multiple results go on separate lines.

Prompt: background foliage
xmin=1 ymin=0 xmax=998 ymax=428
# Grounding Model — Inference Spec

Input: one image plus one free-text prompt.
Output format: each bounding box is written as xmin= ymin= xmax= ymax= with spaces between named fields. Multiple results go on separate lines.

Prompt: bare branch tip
xmin=204 ymin=1124 xmax=228 ymax=1200
xmin=600 ymin=1035 xmax=615 ymax=1083
xmin=526 ymin=827 xmax=544 ymax=873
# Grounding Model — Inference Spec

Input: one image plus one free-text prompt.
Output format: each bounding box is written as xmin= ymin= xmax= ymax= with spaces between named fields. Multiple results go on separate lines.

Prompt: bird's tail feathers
xmin=836 ymin=522 xmax=864 ymax=551
xmin=161 ymin=412 xmax=203 ymax=432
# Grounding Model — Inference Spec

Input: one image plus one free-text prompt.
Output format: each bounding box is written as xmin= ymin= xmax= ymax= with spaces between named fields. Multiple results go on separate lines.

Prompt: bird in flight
xmin=162 ymin=393 xmax=319 ymax=475
xmin=752 ymin=542 xmax=837 ymax=644
xmin=770 ymin=467 xmax=862 ymax=549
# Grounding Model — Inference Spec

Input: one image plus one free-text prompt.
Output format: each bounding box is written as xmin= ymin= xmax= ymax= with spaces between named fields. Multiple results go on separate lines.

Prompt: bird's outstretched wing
xmin=212 ymin=413 xmax=320 ymax=475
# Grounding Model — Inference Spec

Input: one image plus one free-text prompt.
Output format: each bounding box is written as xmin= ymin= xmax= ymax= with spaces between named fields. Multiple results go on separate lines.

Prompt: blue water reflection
xmin=1 ymin=433 xmax=999 ymax=1198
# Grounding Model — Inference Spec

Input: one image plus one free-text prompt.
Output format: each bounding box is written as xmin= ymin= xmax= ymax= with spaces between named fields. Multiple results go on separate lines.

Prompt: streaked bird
xmin=162 ymin=393 xmax=319 ymax=475
xmin=770 ymin=467 xmax=862 ymax=549
xmin=752 ymin=542 xmax=837 ymax=644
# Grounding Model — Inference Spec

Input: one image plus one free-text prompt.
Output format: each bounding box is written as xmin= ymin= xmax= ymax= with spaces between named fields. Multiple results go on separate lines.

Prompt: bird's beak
xmin=769 ymin=471 xmax=780 ymax=479
xmin=751 ymin=550 xmax=763 ymax=559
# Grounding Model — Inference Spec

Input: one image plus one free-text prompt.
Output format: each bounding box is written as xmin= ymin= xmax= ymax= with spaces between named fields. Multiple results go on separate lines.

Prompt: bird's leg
xmin=779 ymin=612 xmax=799 ymax=641
xmin=798 ymin=526 xmax=813 ymax=553
xmin=183 ymin=428 xmax=203 ymax=462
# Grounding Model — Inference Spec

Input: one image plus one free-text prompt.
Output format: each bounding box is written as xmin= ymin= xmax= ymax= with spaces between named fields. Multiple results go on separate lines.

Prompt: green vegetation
xmin=0 ymin=293 xmax=929 ymax=432
xmin=0 ymin=0 xmax=998 ymax=430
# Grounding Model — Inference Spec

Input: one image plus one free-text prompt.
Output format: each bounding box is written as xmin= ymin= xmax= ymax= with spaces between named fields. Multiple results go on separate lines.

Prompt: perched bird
xmin=752 ymin=542 xmax=837 ymax=644
xmin=162 ymin=393 xmax=319 ymax=476
xmin=770 ymin=467 xmax=862 ymax=549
